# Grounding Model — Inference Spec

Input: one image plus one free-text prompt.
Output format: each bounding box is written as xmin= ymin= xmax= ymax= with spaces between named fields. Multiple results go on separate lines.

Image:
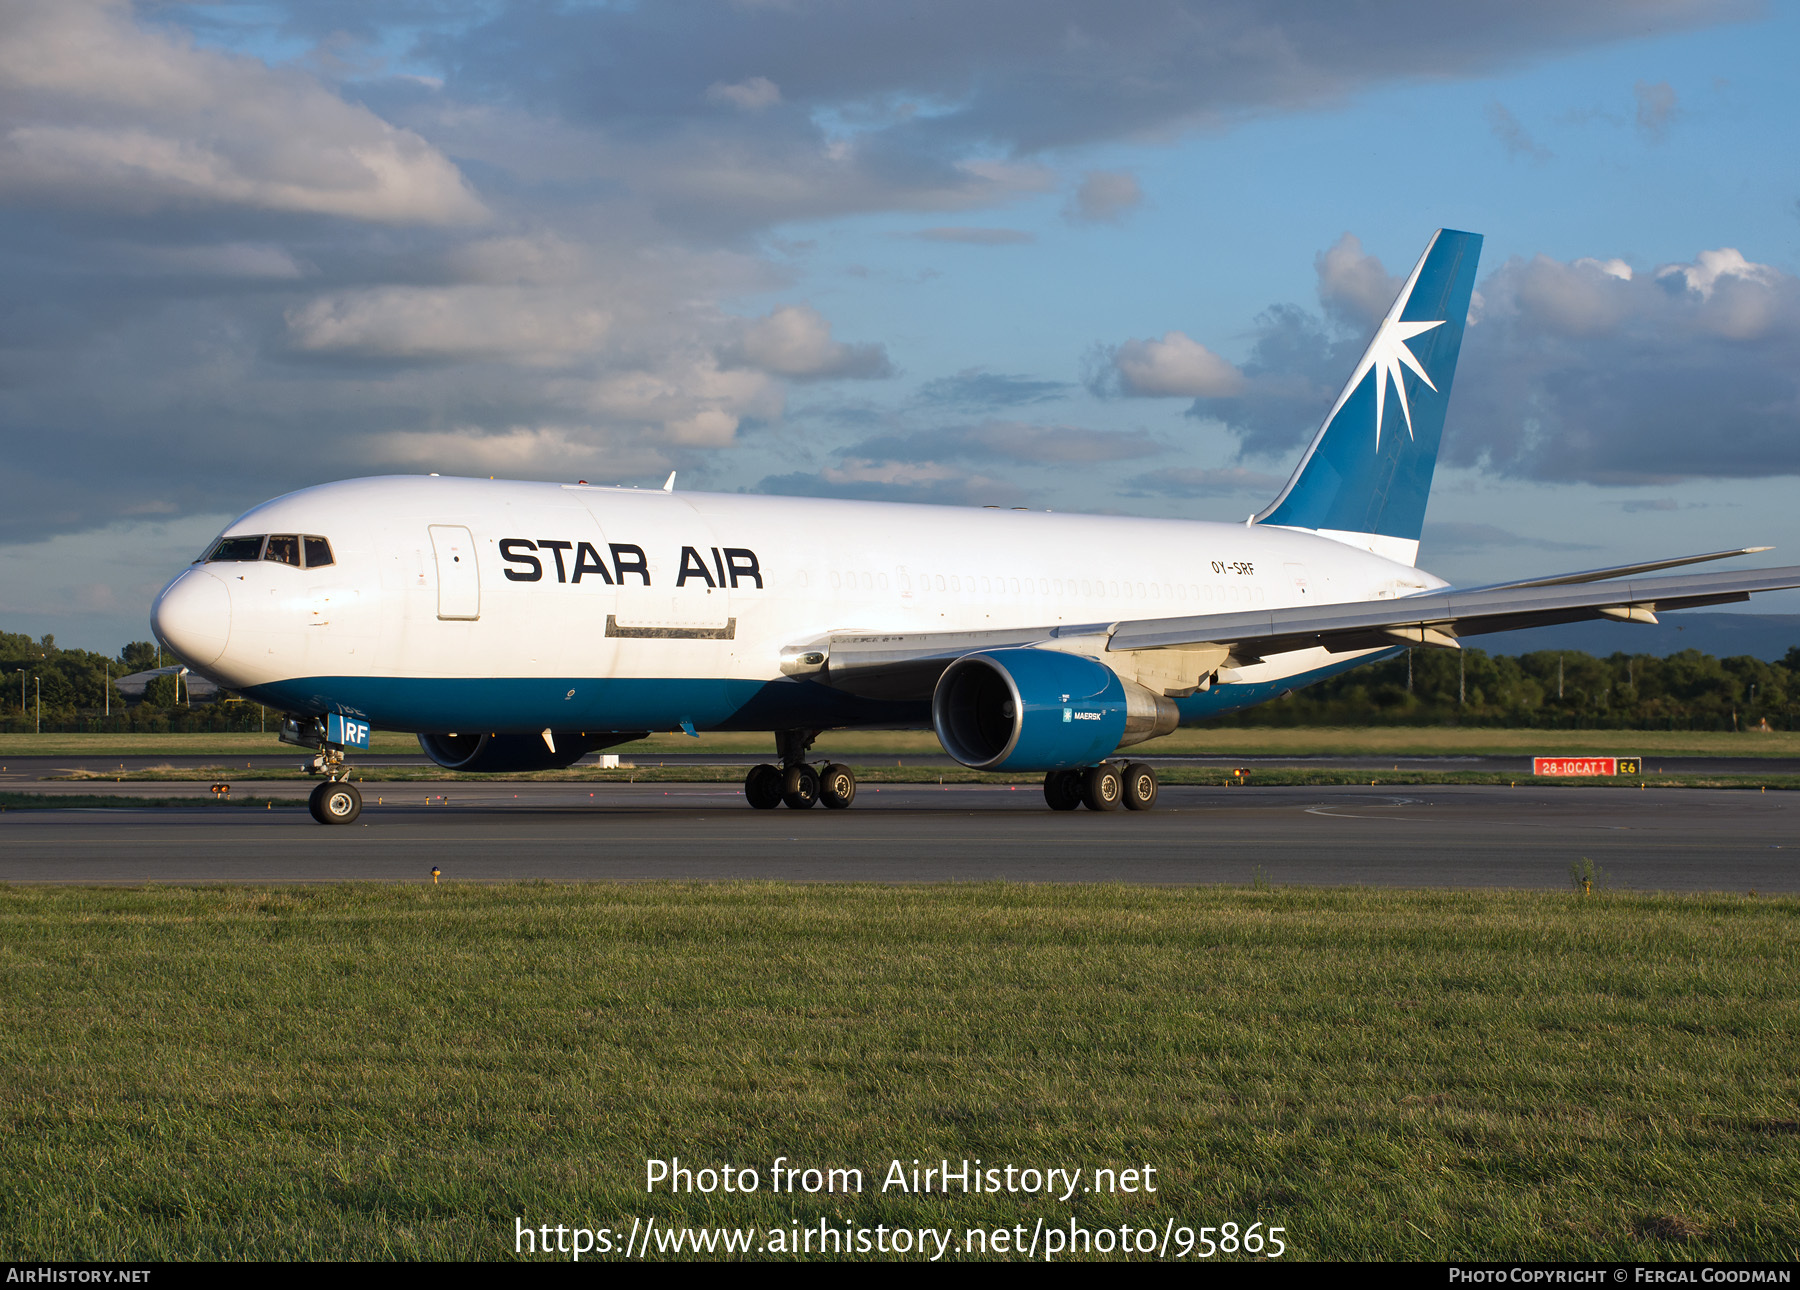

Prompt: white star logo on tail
xmin=1357 ymin=314 xmax=1443 ymax=449
xmin=1317 ymin=257 xmax=1446 ymax=450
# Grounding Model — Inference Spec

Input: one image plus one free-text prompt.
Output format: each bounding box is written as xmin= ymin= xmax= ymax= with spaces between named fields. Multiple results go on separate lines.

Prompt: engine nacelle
xmin=932 ymin=648 xmax=1177 ymax=771
xmin=417 ymin=730 xmax=645 ymax=773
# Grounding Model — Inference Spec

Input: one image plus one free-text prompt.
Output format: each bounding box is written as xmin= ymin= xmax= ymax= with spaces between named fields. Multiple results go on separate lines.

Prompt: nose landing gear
xmin=281 ymin=713 xmax=367 ymax=825
xmin=309 ymin=780 xmax=363 ymax=824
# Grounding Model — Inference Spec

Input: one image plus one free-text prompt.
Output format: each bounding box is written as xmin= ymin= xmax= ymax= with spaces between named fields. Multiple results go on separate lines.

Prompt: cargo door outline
xmin=430 ymin=525 xmax=480 ymax=620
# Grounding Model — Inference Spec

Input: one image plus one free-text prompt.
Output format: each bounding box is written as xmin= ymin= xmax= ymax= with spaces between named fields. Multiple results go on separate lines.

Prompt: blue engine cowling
xmin=932 ymin=649 xmax=1128 ymax=771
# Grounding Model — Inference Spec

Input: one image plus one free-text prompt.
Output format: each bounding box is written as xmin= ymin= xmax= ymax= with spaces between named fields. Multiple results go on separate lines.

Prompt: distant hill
xmin=1477 ymin=612 xmax=1800 ymax=662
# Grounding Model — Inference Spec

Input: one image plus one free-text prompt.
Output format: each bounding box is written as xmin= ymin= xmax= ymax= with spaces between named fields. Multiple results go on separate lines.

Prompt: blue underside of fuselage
xmin=236 ymin=648 xmax=1400 ymax=741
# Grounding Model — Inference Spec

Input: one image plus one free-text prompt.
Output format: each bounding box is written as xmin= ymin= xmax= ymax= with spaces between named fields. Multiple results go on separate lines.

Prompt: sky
xmin=3 ymin=0 xmax=1799 ymax=653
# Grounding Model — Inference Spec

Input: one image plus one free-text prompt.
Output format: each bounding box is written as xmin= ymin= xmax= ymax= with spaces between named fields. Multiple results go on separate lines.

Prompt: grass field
xmin=7 ymin=726 xmax=1800 ymax=760
xmin=2 ymin=883 xmax=1796 ymax=1261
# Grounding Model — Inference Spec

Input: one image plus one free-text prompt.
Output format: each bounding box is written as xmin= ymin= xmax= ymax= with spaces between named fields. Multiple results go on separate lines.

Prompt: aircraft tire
xmin=819 ymin=763 xmax=856 ymax=809
xmin=309 ymin=780 xmax=362 ymax=825
xmin=1122 ymin=762 xmax=1158 ymax=811
xmin=781 ymin=763 xmax=820 ymax=810
xmin=1043 ymin=769 xmax=1082 ymax=811
xmin=1080 ymin=764 xmax=1124 ymax=812
xmin=745 ymin=763 xmax=783 ymax=810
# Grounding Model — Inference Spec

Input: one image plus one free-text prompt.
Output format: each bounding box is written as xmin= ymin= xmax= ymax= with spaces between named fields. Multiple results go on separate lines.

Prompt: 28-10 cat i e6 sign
xmin=1534 ymin=757 xmax=1642 ymax=776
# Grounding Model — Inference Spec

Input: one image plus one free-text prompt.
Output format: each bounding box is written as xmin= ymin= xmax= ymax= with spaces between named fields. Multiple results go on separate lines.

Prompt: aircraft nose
xmin=151 ymin=569 xmax=232 ymax=667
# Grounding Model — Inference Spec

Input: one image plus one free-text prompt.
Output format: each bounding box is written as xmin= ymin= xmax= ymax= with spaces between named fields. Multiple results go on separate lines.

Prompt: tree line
xmin=1217 ymin=645 xmax=1800 ymax=730
xmin=4 ymin=628 xmax=1798 ymax=734
xmin=0 ymin=631 xmax=270 ymax=733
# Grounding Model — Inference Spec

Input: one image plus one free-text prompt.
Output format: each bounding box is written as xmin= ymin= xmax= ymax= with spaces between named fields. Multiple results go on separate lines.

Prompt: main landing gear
xmin=1044 ymin=762 xmax=1159 ymax=812
xmin=745 ymin=728 xmax=857 ymax=810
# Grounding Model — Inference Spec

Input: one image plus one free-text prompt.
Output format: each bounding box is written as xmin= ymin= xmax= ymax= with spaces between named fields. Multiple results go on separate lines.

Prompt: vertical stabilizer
xmin=1254 ymin=229 xmax=1482 ymax=565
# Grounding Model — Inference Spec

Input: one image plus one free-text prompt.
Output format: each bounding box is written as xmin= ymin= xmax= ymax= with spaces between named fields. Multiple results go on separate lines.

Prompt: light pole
xmin=34 ymin=675 xmax=40 ymax=734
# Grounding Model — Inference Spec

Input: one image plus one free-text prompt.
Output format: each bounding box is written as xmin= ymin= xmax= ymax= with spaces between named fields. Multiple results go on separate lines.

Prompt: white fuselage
xmin=152 ymin=475 xmax=1442 ymax=734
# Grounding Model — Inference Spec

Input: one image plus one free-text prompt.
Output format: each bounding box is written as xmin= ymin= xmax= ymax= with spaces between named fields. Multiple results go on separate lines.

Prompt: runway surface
xmin=3 ymin=782 xmax=1795 ymax=889
xmin=7 ymin=752 xmax=1800 ymax=781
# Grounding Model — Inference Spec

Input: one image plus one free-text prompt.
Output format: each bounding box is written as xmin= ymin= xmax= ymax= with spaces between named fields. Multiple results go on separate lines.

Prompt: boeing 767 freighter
xmin=149 ymin=229 xmax=1800 ymax=823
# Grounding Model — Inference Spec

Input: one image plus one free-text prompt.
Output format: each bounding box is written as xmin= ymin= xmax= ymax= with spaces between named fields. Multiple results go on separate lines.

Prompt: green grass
xmin=9 ymin=726 xmax=1800 ymax=760
xmin=0 ymin=731 xmax=424 ymax=757
xmin=1 ymin=883 xmax=1795 ymax=1261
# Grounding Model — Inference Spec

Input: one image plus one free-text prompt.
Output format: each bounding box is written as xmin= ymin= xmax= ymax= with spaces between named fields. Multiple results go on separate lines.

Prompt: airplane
xmin=150 ymin=228 xmax=1800 ymax=824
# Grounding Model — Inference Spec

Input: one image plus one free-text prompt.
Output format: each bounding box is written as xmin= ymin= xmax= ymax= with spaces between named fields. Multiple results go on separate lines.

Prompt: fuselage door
xmin=430 ymin=524 xmax=480 ymax=620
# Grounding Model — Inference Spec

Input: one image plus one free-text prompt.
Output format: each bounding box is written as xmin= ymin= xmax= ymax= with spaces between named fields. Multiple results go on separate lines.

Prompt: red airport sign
xmin=1533 ymin=756 xmax=1642 ymax=777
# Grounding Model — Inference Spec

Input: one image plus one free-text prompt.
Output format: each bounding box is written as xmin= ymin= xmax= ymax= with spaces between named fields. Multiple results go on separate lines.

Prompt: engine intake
xmin=417 ymin=730 xmax=646 ymax=773
xmin=932 ymin=648 xmax=1175 ymax=771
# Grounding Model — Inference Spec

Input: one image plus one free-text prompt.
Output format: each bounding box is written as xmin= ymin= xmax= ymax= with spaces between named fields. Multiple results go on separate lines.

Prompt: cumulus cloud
xmin=1447 ymin=245 xmax=1800 ymax=482
xmin=366 ymin=425 xmax=673 ymax=478
xmin=1655 ymin=246 xmax=1776 ymax=297
xmin=1176 ymin=301 xmax=1351 ymax=457
xmin=722 ymin=305 xmax=893 ymax=380
xmin=1065 ymin=170 xmax=1142 ymax=224
xmin=286 ymin=286 xmax=611 ymax=363
xmin=0 ymin=0 xmax=486 ymax=225
xmin=1103 ymin=332 xmax=1245 ymax=398
xmin=1506 ymin=254 xmax=1635 ymax=335
xmin=579 ymin=358 xmax=785 ymax=446
xmin=1185 ymin=233 xmax=1800 ymax=486
xmin=1315 ymin=232 xmax=1404 ymax=328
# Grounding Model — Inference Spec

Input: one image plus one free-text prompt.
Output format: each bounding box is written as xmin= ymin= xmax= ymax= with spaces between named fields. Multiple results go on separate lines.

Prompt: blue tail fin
xmin=1254 ymin=229 xmax=1483 ymax=565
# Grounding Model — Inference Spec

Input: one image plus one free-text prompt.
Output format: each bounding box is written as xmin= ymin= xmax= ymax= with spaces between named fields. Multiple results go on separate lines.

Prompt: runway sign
xmin=1534 ymin=756 xmax=1641 ymax=776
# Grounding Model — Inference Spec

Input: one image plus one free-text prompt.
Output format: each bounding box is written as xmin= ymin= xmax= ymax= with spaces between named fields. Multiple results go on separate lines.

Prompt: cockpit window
xmin=203 ymin=532 xmax=333 ymax=567
xmin=207 ymin=535 xmax=265 ymax=562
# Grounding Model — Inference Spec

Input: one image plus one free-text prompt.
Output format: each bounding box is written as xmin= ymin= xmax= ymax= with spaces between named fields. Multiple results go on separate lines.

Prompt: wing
xmin=1452 ymin=546 xmax=1771 ymax=593
xmin=798 ymin=559 xmax=1800 ymax=700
